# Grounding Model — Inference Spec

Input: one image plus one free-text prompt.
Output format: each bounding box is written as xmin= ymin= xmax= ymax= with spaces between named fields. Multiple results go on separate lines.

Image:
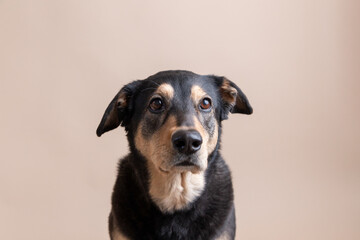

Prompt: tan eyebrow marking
xmin=156 ymin=83 xmax=174 ymax=100
xmin=191 ymin=85 xmax=207 ymax=104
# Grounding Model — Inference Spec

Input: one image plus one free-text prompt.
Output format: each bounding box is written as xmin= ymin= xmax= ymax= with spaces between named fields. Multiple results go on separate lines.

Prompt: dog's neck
xmin=146 ymin=160 xmax=205 ymax=213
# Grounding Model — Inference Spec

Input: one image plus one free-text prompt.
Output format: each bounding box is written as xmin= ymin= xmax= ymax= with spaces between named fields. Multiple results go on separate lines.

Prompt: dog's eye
xmin=149 ymin=98 xmax=164 ymax=112
xmin=199 ymin=98 xmax=212 ymax=111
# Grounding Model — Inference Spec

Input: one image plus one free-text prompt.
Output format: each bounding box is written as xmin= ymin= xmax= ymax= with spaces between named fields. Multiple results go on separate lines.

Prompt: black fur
xmin=97 ymin=70 xmax=252 ymax=239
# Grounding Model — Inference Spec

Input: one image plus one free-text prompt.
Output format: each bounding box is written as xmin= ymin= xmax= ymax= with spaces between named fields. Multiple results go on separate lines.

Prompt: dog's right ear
xmin=96 ymin=80 xmax=142 ymax=137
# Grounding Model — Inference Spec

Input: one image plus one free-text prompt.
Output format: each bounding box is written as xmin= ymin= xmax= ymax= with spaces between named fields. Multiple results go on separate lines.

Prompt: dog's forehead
xmin=143 ymin=71 xmax=217 ymax=99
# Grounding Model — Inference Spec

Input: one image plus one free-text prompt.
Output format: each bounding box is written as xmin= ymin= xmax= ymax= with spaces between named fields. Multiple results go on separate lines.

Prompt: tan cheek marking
xmin=207 ymin=121 xmax=218 ymax=154
xmin=157 ymin=83 xmax=174 ymax=100
xmin=135 ymin=121 xmax=163 ymax=166
xmin=193 ymin=116 xmax=207 ymax=142
xmin=221 ymin=79 xmax=237 ymax=105
xmin=192 ymin=116 xmax=209 ymax=171
xmin=155 ymin=115 xmax=177 ymax=157
xmin=135 ymin=115 xmax=178 ymax=169
xmin=134 ymin=121 xmax=149 ymax=159
xmin=193 ymin=116 xmax=218 ymax=154
xmin=191 ymin=85 xmax=207 ymax=104
xmin=149 ymin=115 xmax=176 ymax=165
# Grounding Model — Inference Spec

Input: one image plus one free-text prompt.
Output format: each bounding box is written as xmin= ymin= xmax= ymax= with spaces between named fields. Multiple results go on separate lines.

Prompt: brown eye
xmin=199 ymin=98 xmax=212 ymax=111
xmin=149 ymin=98 xmax=164 ymax=112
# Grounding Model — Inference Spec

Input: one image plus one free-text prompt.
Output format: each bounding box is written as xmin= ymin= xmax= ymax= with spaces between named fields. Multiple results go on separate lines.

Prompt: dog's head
xmin=97 ymin=70 xmax=252 ymax=174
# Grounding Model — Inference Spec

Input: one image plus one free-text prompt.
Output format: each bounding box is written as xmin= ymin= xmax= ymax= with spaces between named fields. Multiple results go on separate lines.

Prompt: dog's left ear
xmin=214 ymin=76 xmax=253 ymax=121
xmin=96 ymin=80 xmax=142 ymax=137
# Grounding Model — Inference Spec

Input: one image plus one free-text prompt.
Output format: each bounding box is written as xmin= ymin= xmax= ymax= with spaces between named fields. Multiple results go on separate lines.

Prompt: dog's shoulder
xmin=113 ymin=154 xmax=148 ymax=197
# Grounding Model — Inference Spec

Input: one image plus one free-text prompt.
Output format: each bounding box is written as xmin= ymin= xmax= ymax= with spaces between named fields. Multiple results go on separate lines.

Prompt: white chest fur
xmin=148 ymin=162 xmax=205 ymax=213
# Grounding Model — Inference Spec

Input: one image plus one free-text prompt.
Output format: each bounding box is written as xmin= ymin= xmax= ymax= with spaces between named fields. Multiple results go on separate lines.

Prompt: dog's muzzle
xmin=169 ymin=129 xmax=203 ymax=169
xmin=155 ymin=129 xmax=205 ymax=173
xmin=172 ymin=129 xmax=202 ymax=155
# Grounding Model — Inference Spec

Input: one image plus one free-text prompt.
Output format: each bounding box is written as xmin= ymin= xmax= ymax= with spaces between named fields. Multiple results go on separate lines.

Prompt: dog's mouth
xmin=159 ymin=158 xmax=202 ymax=174
xmin=157 ymin=153 xmax=207 ymax=174
xmin=175 ymin=160 xmax=196 ymax=167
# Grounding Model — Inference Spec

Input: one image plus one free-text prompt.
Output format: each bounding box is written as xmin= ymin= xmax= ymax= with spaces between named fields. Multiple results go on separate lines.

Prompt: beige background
xmin=1 ymin=0 xmax=359 ymax=239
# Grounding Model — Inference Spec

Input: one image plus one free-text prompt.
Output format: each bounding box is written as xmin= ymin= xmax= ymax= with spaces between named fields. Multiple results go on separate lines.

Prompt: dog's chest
xmin=148 ymin=168 xmax=206 ymax=213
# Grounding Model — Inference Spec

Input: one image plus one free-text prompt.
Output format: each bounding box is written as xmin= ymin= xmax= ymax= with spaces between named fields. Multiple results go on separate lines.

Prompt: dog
xmin=96 ymin=70 xmax=252 ymax=240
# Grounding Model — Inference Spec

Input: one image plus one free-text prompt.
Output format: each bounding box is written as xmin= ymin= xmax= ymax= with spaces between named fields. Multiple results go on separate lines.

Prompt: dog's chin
xmin=158 ymin=156 xmax=206 ymax=174
xmin=159 ymin=165 xmax=201 ymax=174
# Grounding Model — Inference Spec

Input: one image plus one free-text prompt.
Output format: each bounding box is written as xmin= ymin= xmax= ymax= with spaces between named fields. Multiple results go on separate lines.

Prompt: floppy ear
xmin=214 ymin=76 xmax=253 ymax=121
xmin=96 ymin=80 xmax=142 ymax=137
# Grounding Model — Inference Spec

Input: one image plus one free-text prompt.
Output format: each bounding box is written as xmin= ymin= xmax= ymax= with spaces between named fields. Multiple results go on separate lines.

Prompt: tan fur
xmin=156 ymin=83 xmax=174 ymax=100
xmin=191 ymin=85 xmax=207 ymax=103
xmin=220 ymin=79 xmax=237 ymax=105
xmin=193 ymin=116 xmax=218 ymax=154
xmin=135 ymin=115 xmax=178 ymax=171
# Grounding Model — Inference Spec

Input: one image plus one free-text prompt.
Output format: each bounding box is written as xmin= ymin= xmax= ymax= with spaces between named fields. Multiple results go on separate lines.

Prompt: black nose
xmin=172 ymin=130 xmax=203 ymax=154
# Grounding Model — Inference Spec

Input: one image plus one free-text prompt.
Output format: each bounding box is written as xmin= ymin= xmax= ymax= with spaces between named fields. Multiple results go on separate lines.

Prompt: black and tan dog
xmin=96 ymin=70 xmax=252 ymax=240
